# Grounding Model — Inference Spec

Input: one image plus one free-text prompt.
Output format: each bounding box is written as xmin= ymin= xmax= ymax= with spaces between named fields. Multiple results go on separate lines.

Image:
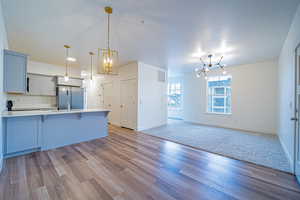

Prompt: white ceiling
xmin=2 ymin=0 xmax=300 ymax=75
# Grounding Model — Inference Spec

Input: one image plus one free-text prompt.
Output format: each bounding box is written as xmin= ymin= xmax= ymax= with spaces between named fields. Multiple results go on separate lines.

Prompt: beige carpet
xmin=142 ymin=119 xmax=291 ymax=172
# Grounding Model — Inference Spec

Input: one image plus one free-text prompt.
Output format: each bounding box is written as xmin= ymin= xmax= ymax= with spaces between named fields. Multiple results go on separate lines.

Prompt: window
xmin=168 ymin=83 xmax=182 ymax=109
xmin=207 ymin=76 xmax=232 ymax=114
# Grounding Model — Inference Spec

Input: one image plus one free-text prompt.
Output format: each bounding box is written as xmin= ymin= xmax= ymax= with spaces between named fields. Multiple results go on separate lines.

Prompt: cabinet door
xmin=4 ymin=50 xmax=27 ymax=93
xmin=6 ymin=116 xmax=40 ymax=154
xmin=28 ymin=74 xmax=56 ymax=96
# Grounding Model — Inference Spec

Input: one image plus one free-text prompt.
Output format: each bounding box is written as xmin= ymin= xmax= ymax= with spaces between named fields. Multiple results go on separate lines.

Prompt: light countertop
xmin=2 ymin=109 xmax=110 ymax=118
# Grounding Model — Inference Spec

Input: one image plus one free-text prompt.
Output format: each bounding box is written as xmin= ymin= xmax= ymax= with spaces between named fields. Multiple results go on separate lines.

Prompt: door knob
xmin=291 ymin=117 xmax=298 ymax=121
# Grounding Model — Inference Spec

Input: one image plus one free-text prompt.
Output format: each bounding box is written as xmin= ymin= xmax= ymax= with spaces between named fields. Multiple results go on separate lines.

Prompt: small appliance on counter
xmin=6 ymin=100 xmax=13 ymax=111
xmin=56 ymin=76 xmax=85 ymax=110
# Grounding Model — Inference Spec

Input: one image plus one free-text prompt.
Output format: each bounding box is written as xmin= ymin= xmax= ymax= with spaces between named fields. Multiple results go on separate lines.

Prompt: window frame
xmin=206 ymin=76 xmax=232 ymax=115
xmin=168 ymin=82 xmax=183 ymax=110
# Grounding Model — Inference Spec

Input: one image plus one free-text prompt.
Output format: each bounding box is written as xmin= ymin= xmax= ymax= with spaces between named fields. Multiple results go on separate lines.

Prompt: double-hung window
xmin=207 ymin=76 xmax=232 ymax=114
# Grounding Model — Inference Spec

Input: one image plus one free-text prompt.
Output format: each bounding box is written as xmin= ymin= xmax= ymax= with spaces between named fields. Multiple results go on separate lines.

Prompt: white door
xmin=294 ymin=45 xmax=300 ymax=183
xmin=102 ymin=82 xmax=113 ymax=122
xmin=120 ymin=79 xmax=137 ymax=129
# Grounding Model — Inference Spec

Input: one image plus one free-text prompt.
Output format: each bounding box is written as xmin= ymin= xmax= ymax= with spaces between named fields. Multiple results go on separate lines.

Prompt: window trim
xmin=206 ymin=76 xmax=232 ymax=115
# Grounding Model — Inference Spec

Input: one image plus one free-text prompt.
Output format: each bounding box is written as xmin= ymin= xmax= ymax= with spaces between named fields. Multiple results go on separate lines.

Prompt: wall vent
xmin=158 ymin=71 xmax=166 ymax=82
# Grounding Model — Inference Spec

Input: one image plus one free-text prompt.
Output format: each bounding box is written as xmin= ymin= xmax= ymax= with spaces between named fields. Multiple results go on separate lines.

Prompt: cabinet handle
xmin=27 ymin=77 xmax=29 ymax=92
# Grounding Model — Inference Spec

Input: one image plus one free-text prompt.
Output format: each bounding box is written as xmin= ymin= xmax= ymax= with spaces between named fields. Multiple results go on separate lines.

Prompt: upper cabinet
xmin=3 ymin=50 xmax=28 ymax=93
xmin=27 ymin=74 xmax=56 ymax=96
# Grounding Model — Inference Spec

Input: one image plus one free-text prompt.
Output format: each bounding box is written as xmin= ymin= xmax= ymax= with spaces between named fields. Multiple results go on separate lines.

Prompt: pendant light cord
xmin=107 ymin=12 xmax=110 ymax=50
xmin=65 ymin=48 xmax=69 ymax=76
xmin=90 ymin=54 xmax=93 ymax=80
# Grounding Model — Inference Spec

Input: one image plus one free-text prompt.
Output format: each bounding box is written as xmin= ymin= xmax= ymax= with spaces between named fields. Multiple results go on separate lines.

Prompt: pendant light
xmin=98 ymin=6 xmax=118 ymax=75
xmin=64 ymin=45 xmax=76 ymax=81
xmin=89 ymin=52 xmax=94 ymax=81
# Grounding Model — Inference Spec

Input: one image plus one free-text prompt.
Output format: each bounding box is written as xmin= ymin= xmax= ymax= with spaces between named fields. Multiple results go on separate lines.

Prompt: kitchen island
xmin=2 ymin=109 xmax=110 ymax=158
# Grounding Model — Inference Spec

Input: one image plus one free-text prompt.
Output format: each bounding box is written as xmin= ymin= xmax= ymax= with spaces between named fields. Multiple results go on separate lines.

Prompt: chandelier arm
xmin=200 ymin=58 xmax=206 ymax=66
xmin=217 ymin=56 xmax=224 ymax=65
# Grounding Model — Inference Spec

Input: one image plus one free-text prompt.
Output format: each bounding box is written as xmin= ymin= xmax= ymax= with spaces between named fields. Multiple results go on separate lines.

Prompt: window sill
xmin=205 ymin=112 xmax=232 ymax=116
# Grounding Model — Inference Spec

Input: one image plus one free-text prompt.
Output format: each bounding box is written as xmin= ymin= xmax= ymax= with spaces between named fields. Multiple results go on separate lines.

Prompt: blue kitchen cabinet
xmin=5 ymin=116 xmax=41 ymax=156
xmin=3 ymin=49 xmax=28 ymax=93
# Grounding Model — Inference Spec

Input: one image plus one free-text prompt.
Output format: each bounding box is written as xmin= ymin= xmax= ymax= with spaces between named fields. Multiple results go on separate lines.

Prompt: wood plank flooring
xmin=0 ymin=125 xmax=300 ymax=200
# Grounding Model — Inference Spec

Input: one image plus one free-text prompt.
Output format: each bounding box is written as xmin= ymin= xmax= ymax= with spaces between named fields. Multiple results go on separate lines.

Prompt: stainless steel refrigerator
xmin=56 ymin=77 xmax=84 ymax=110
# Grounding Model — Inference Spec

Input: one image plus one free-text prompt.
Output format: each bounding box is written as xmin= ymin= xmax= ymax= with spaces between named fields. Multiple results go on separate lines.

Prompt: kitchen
xmin=2 ymin=49 xmax=110 ymax=158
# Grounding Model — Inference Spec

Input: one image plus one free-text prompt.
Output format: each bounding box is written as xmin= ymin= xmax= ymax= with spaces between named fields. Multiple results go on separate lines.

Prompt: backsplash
xmin=6 ymin=94 xmax=56 ymax=110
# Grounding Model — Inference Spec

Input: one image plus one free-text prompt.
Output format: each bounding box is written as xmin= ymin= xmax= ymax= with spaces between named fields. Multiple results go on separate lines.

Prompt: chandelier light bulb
xmin=204 ymin=76 xmax=208 ymax=80
xmin=222 ymin=70 xmax=227 ymax=75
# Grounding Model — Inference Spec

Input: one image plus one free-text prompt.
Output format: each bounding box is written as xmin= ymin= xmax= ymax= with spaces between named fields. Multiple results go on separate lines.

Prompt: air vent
xmin=158 ymin=71 xmax=166 ymax=82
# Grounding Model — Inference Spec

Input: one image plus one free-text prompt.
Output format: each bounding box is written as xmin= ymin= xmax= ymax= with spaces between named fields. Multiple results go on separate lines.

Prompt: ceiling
xmin=2 ymin=0 xmax=300 ymax=76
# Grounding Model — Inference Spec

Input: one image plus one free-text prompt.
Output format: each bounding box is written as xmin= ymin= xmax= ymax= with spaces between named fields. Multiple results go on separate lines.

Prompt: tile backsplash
xmin=6 ymin=94 xmax=56 ymax=110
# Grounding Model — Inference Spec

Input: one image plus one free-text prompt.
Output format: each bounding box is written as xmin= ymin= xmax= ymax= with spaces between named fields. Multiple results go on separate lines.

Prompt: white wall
xmin=137 ymin=62 xmax=168 ymax=131
xmin=0 ymin=3 xmax=8 ymax=171
xmin=86 ymin=61 xmax=168 ymax=130
xmin=183 ymin=60 xmax=278 ymax=134
xmin=278 ymin=4 xmax=300 ymax=167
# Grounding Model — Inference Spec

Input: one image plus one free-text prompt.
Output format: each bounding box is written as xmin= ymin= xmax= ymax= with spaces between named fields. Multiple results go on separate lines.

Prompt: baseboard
xmin=137 ymin=122 xmax=168 ymax=131
xmin=184 ymin=120 xmax=277 ymax=136
xmin=278 ymin=135 xmax=294 ymax=173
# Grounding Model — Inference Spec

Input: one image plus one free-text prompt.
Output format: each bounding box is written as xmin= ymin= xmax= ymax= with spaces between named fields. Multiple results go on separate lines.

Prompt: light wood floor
xmin=0 ymin=125 xmax=300 ymax=200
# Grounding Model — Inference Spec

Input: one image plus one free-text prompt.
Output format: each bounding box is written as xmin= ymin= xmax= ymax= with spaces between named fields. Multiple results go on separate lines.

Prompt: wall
xmin=7 ymin=60 xmax=81 ymax=109
xmin=87 ymin=61 xmax=168 ymax=131
xmin=278 ymin=4 xmax=300 ymax=167
xmin=183 ymin=60 xmax=278 ymax=134
xmin=0 ymin=3 xmax=8 ymax=171
xmin=137 ymin=62 xmax=168 ymax=131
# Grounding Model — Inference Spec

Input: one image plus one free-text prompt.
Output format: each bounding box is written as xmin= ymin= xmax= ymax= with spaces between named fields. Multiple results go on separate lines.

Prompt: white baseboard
xmin=278 ymin=135 xmax=294 ymax=173
xmin=184 ymin=120 xmax=277 ymax=135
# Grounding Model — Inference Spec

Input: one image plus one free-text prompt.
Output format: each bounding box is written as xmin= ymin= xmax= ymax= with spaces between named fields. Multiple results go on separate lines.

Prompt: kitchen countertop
xmin=2 ymin=109 xmax=110 ymax=118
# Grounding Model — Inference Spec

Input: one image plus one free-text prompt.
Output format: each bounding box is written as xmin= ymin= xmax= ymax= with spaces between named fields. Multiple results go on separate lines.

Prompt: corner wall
xmin=0 ymin=3 xmax=8 ymax=171
xmin=183 ymin=60 xmax=278 ymax=134
xmin=137 ymin=62 xmax=168 ymax=131
xmin=278 ymin=4 xmax=300 ymax=167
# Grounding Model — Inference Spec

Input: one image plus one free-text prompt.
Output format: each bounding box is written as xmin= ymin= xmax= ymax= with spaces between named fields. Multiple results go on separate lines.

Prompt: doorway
xmin=168 ymin=81 xmax=183 ymax=120
xmin=120 ymin=78 xmax=137 ymax=129
xmin=294 ymin=44 xmax=300 ymax=183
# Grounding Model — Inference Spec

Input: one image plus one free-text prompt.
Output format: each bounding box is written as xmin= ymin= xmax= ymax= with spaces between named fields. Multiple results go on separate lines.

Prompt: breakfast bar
xmin=2 ymin=109 xmax=110 ymax=158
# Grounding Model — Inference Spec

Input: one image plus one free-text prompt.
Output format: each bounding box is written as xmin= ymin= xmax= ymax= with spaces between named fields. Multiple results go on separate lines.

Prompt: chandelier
xmin=195 ymin=54 xmax=227 ymax=79
xmin=98 ymin=6 xmax=118 ymax=75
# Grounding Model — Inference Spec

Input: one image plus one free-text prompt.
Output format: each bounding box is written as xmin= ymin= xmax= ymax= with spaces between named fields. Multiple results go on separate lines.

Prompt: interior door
xmin=103 ymin=82 xmax=114 ymax=122
xmin=294 ymin=45 xmax=300 ymax=183
xmin=120 ymin=79 xmax=137 ymax=129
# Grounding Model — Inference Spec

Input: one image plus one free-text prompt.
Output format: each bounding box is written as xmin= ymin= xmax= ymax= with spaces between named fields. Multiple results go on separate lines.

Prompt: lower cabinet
xmin=5 ymin=116 xmax=41 ymax=155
